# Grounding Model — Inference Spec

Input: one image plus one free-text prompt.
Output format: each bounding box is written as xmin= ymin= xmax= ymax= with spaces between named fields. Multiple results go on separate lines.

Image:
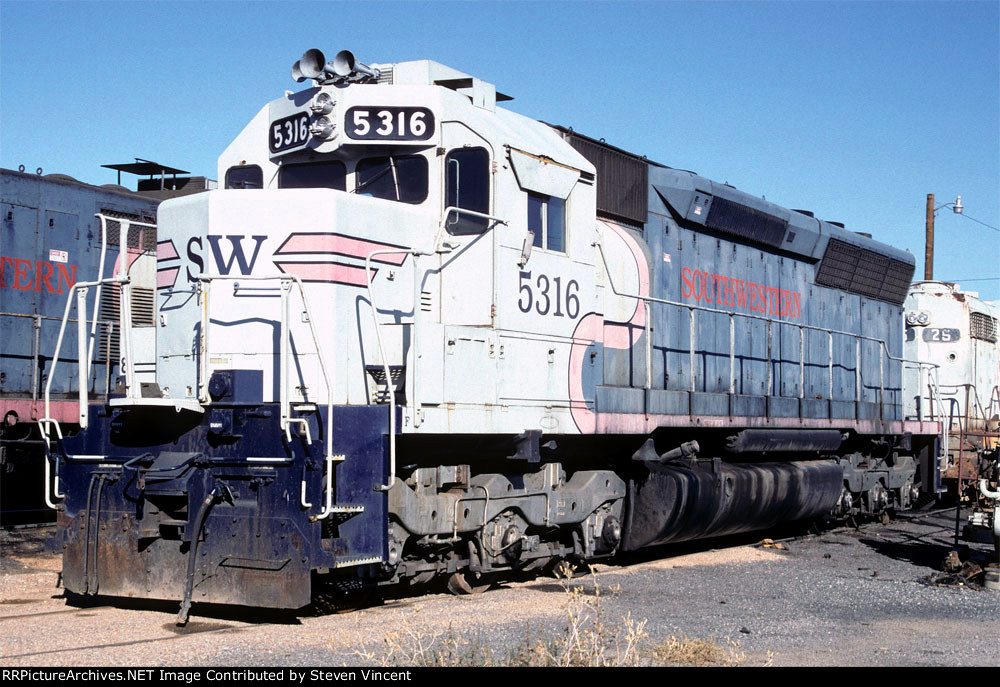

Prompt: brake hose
xmin=176 ymin=484 xmax=226 ymax=626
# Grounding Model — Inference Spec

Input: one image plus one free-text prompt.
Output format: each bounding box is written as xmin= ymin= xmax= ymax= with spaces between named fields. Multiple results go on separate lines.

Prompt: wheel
xmin=447 ymin=571 xmax=493 ymax=595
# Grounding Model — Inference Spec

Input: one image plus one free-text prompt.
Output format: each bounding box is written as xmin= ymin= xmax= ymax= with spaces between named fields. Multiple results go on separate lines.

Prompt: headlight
xmin=906 ymin=310 xmax=930 ymax=326
xmin=310 ymin=92 xmax=334 ymax=115
xmin=310 ymin=116 xmax=335 ymax=139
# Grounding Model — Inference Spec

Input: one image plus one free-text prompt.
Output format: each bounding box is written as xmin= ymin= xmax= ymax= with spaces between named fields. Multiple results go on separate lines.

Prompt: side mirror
xmin=518 ymin=231 xmax=535 ymax=267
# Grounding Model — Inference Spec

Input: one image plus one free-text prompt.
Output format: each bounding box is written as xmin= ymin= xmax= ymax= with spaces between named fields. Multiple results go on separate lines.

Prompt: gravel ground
xmin=1 ymin=508 xmax=997 ymax=667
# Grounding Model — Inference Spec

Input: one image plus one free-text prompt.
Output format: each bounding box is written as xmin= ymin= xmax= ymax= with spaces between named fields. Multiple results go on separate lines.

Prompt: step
xmin=333 ymin=555 xmax=383 ymax=569
xmin=330 ymin=505 xmax=365 ymax=513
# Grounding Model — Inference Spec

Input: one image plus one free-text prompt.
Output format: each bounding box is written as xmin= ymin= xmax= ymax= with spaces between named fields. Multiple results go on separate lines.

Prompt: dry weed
xmin=650 ymin=632 xmax=747 ymax=666
xmin=344 ymin=568 xmax=773 ymax=667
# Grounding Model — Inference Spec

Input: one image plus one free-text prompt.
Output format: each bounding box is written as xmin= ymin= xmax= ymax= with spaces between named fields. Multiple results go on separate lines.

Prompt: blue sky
xmin=2 ymin=0 xmax=997 ymax=298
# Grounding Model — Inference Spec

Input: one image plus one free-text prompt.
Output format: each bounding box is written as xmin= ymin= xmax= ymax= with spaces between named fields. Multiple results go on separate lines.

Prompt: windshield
xmin=355 ymin=155 xmax=428 ymax=204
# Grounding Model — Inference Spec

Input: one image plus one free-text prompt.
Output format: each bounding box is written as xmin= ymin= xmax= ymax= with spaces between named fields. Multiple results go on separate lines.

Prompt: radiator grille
xmin=565 ymin=134 xmax=647 ymax=227
xmin=816 ymin=238 xmax=913 ymax=305
xmin=704 ymin=196 xmax=787 ymax=247
xmin=970 ymin=311 xmax=998 ymax=343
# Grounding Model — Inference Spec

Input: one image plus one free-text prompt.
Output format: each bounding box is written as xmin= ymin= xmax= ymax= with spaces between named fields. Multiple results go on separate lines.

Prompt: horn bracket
xmin=291 ymin=48 xmax=381 ymax=85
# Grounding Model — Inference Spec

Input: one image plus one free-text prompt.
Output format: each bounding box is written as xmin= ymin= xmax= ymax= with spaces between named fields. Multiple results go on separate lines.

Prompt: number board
xmin=346 ymin=107 xmax=434 ymax=141
xmin=922 ymin=328 xmax=961 ymax=343
xmin=270 ymin=113 xmax=310 ymax=153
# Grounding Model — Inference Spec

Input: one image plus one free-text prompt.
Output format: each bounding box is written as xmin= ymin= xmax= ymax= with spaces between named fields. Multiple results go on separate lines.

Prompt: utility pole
xmin=925 ymin=193 xmax=935 ymax=280
xmin=924 ymin=194 xmax=962 ymax=281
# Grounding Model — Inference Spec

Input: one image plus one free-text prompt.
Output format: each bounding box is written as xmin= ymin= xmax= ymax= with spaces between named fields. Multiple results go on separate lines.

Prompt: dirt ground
xmin=1 ymin=509 xmax=998 ymax=667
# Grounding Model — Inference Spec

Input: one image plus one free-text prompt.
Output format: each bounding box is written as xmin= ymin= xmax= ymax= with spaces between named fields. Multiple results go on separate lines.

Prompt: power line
xmin=958 ymin=213 xmax=999 ymax=232
xmin=940 ymin=277 xmax=1000 ymax=282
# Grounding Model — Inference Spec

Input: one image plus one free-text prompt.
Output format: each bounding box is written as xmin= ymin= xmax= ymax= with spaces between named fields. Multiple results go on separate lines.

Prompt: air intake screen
xmin=99 ymin=208 xmax=157 ymax=251
xmin=565 ymin=134 xmax=647 ymax=227
xmin=704 ymin=196 xmax=787 ymax=247
xmin=131 ymin=287 xmax=155 ymax=328
xmin=970 ymin=312 xmax=998 ymax=343
xmin=816 ymin=238 xmax=913 ymax=305
xmin=97 ymin=288 xmax=120 ymax=365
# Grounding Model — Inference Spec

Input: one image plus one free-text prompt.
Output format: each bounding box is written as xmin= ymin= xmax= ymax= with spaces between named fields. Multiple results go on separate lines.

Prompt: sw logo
xmin=185 ymin=235 xmax=268 ymax=282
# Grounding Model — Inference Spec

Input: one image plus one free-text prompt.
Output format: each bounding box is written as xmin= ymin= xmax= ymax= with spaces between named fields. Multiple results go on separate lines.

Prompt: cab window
xmin=279 ymin=161 xmax=347 ymax=190
xmin=444 ymin=148 xmax=490 ymax=235
xmin=356 ymin=155 xmax=428 ymax=204
xmin=225 ymin=165 xmax=263 ymax=189
xmin=528 ymin=192 xmax=565 ymax=252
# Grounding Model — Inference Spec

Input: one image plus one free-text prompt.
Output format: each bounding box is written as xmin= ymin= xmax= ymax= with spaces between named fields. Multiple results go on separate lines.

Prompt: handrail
xmin=592 ymin=240 xmax=940 ymax=403
xmin=935 ymin=382 xmax=1000 ymax=428
xmin=195 ymin=274 xmax=335 ymax=460
xmin=41 ymin=275 xmax=129 ymax=440
xmin=366 ymin=207 xmax=508 ymax=492
xmin=594 ymin=238 xmax=954 ymax=488
xmin=0 ymin=311 xmax=115 ymax=324
xmin=0 ymin=312 xmax=115 ymax=403
xmin=39 ymin=215 xmax=154 ymax=444
xmin=594 ymin=241 xmax=929 ymax=369
xmin=197 ymin=273 xmax=338 ymax=520
xmin=366 ymin=247 xmax=426 ymax=493
xmin=94 ymin=215 xmax=157 ymax=402
xmin=593 ymin=237 xmax=949 ymax=486
xmin=40 ymin=214 xmax=153 ymax=508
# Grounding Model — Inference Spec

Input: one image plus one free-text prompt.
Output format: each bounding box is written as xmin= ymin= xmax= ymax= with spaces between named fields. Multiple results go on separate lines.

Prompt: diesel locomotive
xmin=1 ymin=164 xmax=212 ymax=526
xmin=1 ymin=168 xmax=159 ymax=525
xmin=42 ymin=50 xmax=947 ymax=619
xmin=904 ymin=281 xmax=1000 ymax=555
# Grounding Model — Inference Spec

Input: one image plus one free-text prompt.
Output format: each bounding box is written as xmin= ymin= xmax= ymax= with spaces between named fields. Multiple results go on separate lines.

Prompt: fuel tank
xmin=621 ymin=458 xmax=844 ymax=550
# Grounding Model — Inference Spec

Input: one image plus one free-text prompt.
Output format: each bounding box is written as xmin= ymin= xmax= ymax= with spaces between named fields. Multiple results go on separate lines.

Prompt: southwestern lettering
xmin=681 ymin=266 xmax=802 ymax=319
xmin=0 ymin=256 xmax=77 ymax=293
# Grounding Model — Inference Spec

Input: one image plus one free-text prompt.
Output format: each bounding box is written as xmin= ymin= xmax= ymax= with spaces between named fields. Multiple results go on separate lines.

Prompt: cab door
xmin=438 ymin=123 xmax=495 ymax=327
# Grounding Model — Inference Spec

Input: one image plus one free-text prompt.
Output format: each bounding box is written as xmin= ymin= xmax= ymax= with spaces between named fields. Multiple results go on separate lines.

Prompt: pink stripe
xmin=600 ymin=219 xmax=650 ymax=332
xmin=276 ymin=262 xmax=372 ymax=286
xmin=568 ymin=313 xmax=604 ymax=434
xmin=594 ymin=414 xmax=940 ymax=436
xmin=277 ymin=234 xmax=407 ymax=265
xmin=0 ymin=399 xmax=81 ymax=424
xmin=568 ymin=221 xmax=653 ymax=432
xmin=157 ymin=241 xmax=178 ymax=261
xmin=157 ymin=267 xmax=179 ymax=289
xmin=113 ymin=252 xmax=143 ymax=274
xmin=603 ymin=322 xmax=639 ymax=349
